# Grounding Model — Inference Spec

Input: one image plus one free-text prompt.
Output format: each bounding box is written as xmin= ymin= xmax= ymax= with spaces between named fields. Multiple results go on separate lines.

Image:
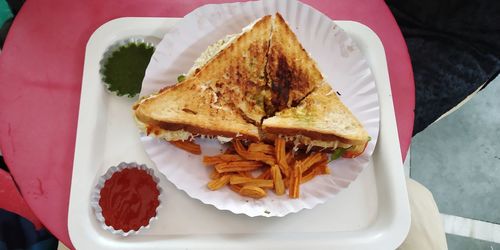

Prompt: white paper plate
xmin=139 ymin=0 xmax=379 ymax=217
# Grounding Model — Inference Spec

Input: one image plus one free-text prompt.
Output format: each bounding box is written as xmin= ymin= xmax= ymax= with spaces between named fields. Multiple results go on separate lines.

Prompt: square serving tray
xmin=69 ymin=17 xmax=410 ymax=250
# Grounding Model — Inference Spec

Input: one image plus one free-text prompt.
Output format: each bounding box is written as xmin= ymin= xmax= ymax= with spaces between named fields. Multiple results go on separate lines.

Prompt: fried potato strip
xmin=202 ymin=139 xmax=334 ymax=199
xmin=170 ymin=140 xmax=202 ymax=155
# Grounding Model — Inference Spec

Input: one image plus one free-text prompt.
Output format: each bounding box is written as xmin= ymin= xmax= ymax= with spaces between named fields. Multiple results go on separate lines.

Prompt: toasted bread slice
xmin=193 ymin=15 xmax=273 ymax=124
xmin=262 ymin=83 xmax=370 ymax=148
xmin=134 ymin=15 xmax=274 ymax=141
xmin=134 ymin=78 xmax=260 ymax=141
xmin=265 ymin=13 xmax=324 ymax=114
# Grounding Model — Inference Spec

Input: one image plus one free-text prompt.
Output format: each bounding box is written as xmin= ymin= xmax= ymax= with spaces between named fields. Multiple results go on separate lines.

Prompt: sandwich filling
xmin=281 ymin=134 xmax=352 ymax=152
xmin=134 ymin=115 xmax=193 ymax=141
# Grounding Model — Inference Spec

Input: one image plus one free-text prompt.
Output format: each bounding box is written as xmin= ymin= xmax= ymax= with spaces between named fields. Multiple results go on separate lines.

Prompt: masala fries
xmin=170 ymin=140 xmax=202 ymax=155
xmin=214 ymin=161 xmax=264 ymax=173
xmin=289 ymin=164 xmax=301 ymax=198
xmin=248 ymin=143 xmax=275 ymax=155
xmin=229 ymin=176 xmax=274 ymax=188
xmin=299 ymin=153 xmax=328 ymax=174
xmin=275 ymin=138 xmax=290 ymax=177
xmin=207 ymin=175 xmax=231 ymax=191
xmin=239 ymin=185 xmax=267 ymax=199
xmin=234 ymin=140 xmax=276 ymax=165
xmin=271 ymin=165 xmax=285 ymax=195
xmin=203 ymin=154 xmax=243 ymax=165
xmin=202 ymin=140 xmax=331 ymax=199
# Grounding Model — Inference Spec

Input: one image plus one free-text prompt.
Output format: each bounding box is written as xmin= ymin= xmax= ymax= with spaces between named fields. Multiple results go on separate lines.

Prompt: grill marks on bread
xmin=265 ymin=13 xmax=323 ymax=114
xmin=270 ymin=56 xmax=292 ymax=111
xmin=195 ymin=16 xmax=272 ymax=124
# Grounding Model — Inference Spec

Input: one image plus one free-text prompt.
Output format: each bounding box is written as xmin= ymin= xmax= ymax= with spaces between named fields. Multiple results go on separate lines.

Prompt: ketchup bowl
xmin=91 ymin=162 xmax=162 ymax=236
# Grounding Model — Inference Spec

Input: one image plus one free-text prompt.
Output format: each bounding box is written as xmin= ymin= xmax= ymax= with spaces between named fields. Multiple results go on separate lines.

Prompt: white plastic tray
xmin=69 ymin=17 xmax=410 ymax=250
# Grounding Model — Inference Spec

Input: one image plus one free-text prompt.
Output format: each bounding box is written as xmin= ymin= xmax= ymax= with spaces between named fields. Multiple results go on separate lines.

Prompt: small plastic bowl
xmin=99 ymin=37 xmax=159 ymax=97
xmin=90 ymin=162 xmax=162 ymax=236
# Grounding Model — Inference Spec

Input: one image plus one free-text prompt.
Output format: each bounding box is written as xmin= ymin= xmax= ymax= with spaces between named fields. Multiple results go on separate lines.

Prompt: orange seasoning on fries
xmin=201 ymin=140 xmax=331 ymax=199
xmin=170 ymin=140 xmax=201 ymax=155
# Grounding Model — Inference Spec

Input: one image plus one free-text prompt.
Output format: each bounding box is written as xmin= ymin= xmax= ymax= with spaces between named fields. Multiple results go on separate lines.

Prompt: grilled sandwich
xmin=134 ymin=13 xmax=370 ymax=154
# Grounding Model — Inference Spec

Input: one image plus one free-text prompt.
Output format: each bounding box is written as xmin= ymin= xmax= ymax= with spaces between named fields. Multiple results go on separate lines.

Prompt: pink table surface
xmin=0 ymin=0 xmax=414 ymax=248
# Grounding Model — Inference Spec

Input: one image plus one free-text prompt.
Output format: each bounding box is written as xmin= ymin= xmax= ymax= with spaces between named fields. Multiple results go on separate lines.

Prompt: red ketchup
xmin=99 ymin=168 xmax=160 ymax=232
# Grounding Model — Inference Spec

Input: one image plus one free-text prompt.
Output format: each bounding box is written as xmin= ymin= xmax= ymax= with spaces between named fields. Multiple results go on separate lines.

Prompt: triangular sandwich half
xmin=262 ymin=14 xmax=369 ymax=153
xmin=134 ymin=15 xmax=274 ymax=142
xmin=134 ymin=78 xmax=260 ymax=142
xmin=262 ymin=83 xmax=370 ymax=153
